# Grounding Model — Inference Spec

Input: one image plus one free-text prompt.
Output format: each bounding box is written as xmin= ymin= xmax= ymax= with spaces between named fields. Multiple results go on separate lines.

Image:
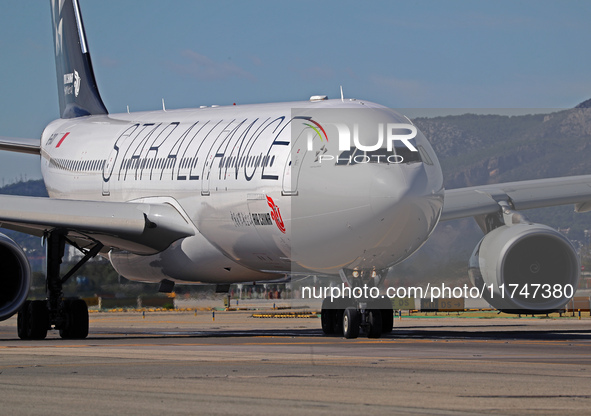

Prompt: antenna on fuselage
xmin=340 ymin=86 xmax=344 ymax=102
xmin=162 ymin=98 xmax=167 ymax=112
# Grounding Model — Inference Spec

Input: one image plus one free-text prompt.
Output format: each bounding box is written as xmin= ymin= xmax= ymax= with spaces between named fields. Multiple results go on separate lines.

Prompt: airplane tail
xmin=50 ymin=0 xmax=108 ymax=119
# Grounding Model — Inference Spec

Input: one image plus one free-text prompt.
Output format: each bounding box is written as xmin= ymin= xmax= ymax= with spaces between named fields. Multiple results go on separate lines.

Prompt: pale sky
xmin=1 ymin=0 xmax=590 ymax=183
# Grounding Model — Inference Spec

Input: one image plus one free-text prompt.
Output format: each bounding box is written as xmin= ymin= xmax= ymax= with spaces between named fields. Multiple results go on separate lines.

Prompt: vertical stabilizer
xmin=50 ymin=0 xmax=108 ymax=119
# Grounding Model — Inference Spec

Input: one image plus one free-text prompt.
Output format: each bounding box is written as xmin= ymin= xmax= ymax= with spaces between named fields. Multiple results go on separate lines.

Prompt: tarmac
xmin=1 ymin=310 xmax=591 ymax=415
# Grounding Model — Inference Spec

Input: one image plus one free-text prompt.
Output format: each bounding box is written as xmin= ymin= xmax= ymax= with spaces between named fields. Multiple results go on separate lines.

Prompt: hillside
xmin=0 ymin=179 xmax=48 ymax=197
xmin=414 ymin=108 xmax=591 ymax=189
xmin=412 ymin=107 xmax=591 ymax=240
xmin=397 ymin=106 xmax=591 ymax=284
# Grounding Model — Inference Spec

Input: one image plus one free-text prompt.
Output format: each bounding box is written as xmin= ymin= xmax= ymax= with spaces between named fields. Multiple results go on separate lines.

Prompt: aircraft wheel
xmin=333 ymin=309 xmax=344 ymax=335
xmin=381 ymin=309 xmax=394 ymax=335
xmin=342 ymin=307 xmax=360 ymax=339
xmin=321 ymin=308 xmax=335 ymax=335
xmin=367 ymin=309 xmax=382 ymax=338
xmin=321 ymin=298 xmax=336 ymax=334
xmin=17 ymin=300 xmax=31 ymax=339
xmin=27 ymin=300 xmax=49 ymax=340
xmin=370 ymin=297 xmax=394 ymax=334
xmin=321 ymin=298 xmax=348 ymax=336
xmin=321 ymin=309 xmax=345 ymax=335
xmin=60 ymin=299 xmax=89 ymax=339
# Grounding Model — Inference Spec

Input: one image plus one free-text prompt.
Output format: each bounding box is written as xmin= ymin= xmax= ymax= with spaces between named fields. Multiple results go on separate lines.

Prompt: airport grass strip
xmin=252 ymin=311 xmax=319 ymax=318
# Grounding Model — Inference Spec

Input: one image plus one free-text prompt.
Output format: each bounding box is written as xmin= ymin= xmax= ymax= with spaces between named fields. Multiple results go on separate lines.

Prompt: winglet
xmin=50 ymin=0 xmax=108 ymax=119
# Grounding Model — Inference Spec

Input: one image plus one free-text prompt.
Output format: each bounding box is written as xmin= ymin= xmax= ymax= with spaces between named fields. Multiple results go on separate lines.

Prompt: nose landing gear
xmin=320 ymin=268 xmax=394 ymax=339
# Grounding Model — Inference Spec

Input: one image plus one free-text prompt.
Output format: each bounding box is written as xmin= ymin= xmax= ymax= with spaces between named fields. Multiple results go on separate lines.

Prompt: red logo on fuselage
xmin=266 ymin=195 xmax=286 ymax=234
xmin=55 ymin=132 xmax=70 ymax=148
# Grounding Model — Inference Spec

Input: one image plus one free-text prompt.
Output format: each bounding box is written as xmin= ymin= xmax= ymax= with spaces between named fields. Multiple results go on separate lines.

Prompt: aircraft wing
xmin=0 ymin=137 xmax=41 ymax=155
xmin=441 ymin=174 xmax=591 ymax=222
xmin=0 ymin=195 xmax=194 ymax=254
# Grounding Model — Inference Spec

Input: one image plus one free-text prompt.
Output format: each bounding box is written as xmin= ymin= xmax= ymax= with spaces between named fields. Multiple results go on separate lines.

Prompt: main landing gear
xmin=17 ymin=230 xmax=103 ymax=340
xmin=320 ymin=269 xmax=394 ymax=339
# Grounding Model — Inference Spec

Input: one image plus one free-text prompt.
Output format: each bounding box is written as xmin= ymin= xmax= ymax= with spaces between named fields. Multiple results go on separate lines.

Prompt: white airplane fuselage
xmin=40 ymin=98 xmax=445 ymax=284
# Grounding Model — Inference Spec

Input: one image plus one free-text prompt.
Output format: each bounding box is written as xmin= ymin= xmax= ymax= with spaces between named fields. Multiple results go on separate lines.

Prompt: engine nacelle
xmin=469 ymin=223 xmax=579 ymax=313
xmin=0 ymin=233 xmax=31 ymax=321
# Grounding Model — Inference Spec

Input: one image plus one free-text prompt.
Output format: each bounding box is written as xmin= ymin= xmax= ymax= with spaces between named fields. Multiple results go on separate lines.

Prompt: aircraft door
xmin=246 ymin=193 xmax=290 ymax=270
xmin=201 ymin=125 xmax=235 ymax=196
xmin=282 ymin=129 xmax=309 ymax=196
xmin=102 ymin=151 xmax=115 ymax=196
xmin=102 ymin=124 xmax=139 ymax=196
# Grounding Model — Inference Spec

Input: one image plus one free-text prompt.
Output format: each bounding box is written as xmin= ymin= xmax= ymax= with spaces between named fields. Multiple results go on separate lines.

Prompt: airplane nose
xmin=366 ymin=163 xmax=443 ymax=265
xmin=291 ymin=159 xmax=443 ymax=274
xmin=369 ymin=164 xmax=427 ymax=216
xmin=370 ymin=166 xmax=409 ymax=213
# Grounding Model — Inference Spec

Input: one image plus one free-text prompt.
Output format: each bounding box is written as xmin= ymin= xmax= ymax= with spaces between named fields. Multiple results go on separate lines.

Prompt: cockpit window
xmin=366 ymin=148 xmax=399 ymax=164
xmin=336 ymin=148 xmax=363 ymax=165
xmin=336 ymin=146 xmax=423 ymax=165
xmin=394 ymin=146 xmax=422 ymax=164
xmin=417 ymin=145 xmax=434 ymax=165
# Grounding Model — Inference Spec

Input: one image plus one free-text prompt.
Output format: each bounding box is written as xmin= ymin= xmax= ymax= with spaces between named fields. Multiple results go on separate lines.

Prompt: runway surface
xmin=1 ymin=311 xmax=591 ymax=415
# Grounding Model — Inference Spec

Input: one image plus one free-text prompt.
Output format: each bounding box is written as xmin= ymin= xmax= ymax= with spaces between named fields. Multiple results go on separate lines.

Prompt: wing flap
xmin=0 ymin=195 xmax=194 ymax=254
xmin=442 ymin=175 xmax=591 ymax=221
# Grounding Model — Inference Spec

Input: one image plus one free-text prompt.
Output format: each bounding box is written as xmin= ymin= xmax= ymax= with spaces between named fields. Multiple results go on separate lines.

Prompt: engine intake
xmin=469 ymin=223 xmax=579 ymax=312
xmin=0 ymin=233 xmax=31 ymax=321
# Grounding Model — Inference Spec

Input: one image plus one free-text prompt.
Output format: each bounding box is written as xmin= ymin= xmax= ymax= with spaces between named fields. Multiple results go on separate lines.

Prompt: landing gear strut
xmin=320 ymin=269 xmax=394 ymax=339
xmin=17 ymin=230 xmax=102 ymax=340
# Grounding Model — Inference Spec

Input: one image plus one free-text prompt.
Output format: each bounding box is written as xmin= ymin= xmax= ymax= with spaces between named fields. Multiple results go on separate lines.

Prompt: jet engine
xmin=469 ymin=223 xmax=579 ymax=313
xmin=0 ymin=233 xmax=31 ymax=321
